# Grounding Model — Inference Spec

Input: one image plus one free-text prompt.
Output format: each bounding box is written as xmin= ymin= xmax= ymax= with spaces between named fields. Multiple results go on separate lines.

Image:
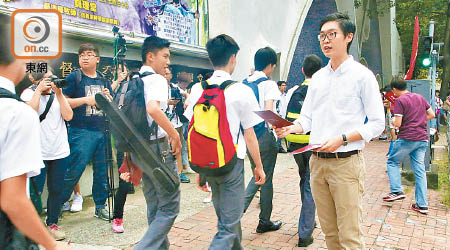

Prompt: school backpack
xmin=242 ymin=77 xmax=269 ymax=137
xmin=285 ymin=84 xmax=310 ymax=144
xmin=112 ymin=72 xmax=156 ymax=152
xmin=187 ymin=80 xmax=237 ymax=176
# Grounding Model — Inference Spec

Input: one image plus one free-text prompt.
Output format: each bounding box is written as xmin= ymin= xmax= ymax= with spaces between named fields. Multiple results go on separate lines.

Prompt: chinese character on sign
xmin=37 ymin=62 xmax=48 ymax=73
xmin=26 ymin=62 xmax=36 ymax=73
xmin=60 ymin=61 xmax=73 ymax=78
xmin=102 ymin=65 xmax=112 ymax=75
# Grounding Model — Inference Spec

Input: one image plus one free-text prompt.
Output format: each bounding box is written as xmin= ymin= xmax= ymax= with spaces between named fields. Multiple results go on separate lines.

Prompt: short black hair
xmin=303 ymin=54 xmax=322 ymax=77
xmin=277 ymin=81 xmax=286 ymax=87
xmin=390 ymin=76 xmax=407 ymax=91
xmin=141 ymin=36 xmax=171 ymax=62
xmin=206 ymin=34 xmax=240 ymax=67
xmin=78 ymin=43 xmax=100 ymax=57
xmin=254 ymin=47 xmax=277 ymax=71
xmin=0 ymin=16 xmax=15 ymax=65
xmin=320 ymin=12 xmax=356 ymax=53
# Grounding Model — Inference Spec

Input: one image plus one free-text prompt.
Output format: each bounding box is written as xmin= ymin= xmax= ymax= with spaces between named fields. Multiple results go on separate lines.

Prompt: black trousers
xmin=113 ymin=152 xmax=134 ymax=219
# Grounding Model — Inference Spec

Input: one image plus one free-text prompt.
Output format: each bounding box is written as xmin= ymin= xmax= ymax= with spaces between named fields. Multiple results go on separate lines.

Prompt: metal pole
xmin=431 ymin=50 xmax=438 ymax=112
xmin=428 ymin=21 xmax=435 ymax=80
xmin=429 ymin=20 xmax=435 ymax=37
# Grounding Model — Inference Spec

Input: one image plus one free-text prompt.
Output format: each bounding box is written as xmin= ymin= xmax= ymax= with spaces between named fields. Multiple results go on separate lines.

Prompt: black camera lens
xmin=50 ymin=75 xmax=68 ymax=88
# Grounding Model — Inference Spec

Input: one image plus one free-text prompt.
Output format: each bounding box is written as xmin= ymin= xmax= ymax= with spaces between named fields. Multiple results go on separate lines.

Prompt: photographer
xmin=20 ymin=67 xmax=73 ymax=240
xmin=61 ymin=43 xmax=114 ymax=221
xmin=0 ymin=19 xmax=70 ymax=249
xmin=164 ymin=68 xmax=190 ymax=183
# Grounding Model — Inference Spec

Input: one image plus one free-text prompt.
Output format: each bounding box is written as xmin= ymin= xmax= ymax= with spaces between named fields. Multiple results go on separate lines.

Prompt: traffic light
xmin=423 ymin=36 xmax=433 ymax=53
xmin=419 ymin=36 xmax=433 ymax=68
xmin=421 ymin=56 xmax=431 ymax=67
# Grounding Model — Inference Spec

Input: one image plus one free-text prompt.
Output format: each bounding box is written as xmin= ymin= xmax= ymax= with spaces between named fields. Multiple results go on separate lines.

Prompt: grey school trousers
xmin=131 ymin=141 xmax=180 ymax=250
xmin=207 ymin=159 xmax=245 ymax=250
xmin=244 ymin=130 xmax=278 ymax=223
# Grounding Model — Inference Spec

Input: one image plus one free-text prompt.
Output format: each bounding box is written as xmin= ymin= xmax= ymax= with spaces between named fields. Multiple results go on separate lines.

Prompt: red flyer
xmin=254 ymin=110 xmax=293 ymax=128
xmin=290 ymin=144 xmax=321 ymax=155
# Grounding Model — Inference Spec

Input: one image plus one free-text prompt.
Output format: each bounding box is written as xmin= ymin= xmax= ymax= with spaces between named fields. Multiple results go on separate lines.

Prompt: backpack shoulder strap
xmin=140 ymin=71 xmax=154 ymax=78
xmin=219 ymin=80 xmax=237 ymax=90
xmin=252 ymin=77 xmax=270 ymax=85
xmin=39 ymin=93 xmax=55 ymax=122
xmin=200 ymin=81 xmax=208 ymax=90
xmin=0 ymin=87 xmax=21 ymax=101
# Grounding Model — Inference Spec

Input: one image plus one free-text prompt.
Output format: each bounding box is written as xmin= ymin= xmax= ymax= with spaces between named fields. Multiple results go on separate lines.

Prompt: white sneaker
xmin=182 ymin=166 xmax=196 ymax=174
xmin=203 ymin=197 xmax=212 ymax=203
xmin=62 ymin=201 xmax=70 ymax=211
xmin=70 ymin=194 xmax=83 ymax=212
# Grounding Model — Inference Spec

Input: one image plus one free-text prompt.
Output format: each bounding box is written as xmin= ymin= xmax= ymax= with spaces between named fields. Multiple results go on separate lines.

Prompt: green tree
xmin=394 ymin=0 xmax=450 ymax=96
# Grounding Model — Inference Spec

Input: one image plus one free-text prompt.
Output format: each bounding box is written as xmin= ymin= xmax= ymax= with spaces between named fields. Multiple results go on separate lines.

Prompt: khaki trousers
xmin=309 ymin=153 xmax=366 ymax=250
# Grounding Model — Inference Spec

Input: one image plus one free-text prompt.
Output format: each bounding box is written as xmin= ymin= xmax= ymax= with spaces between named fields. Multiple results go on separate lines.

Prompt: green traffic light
xmin=422 ymin=57 xmax=431 ymax=67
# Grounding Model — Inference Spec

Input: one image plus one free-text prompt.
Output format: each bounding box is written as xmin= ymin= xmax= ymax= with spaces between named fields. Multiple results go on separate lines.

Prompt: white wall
xmin=208 ymin=0 xmax=311 ymax=81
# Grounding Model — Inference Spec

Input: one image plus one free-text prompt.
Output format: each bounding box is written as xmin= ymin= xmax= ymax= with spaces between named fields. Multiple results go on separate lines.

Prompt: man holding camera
xmin=61 ymin=43 xmax=115 ymax=220
xmin=164 ymin=67 xmax=191 ymax=183
xmin=20 ymin=67 xmax=73 ymax=240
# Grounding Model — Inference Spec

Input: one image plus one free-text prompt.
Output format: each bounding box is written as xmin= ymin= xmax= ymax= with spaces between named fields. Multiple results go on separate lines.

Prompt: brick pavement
xmin=168 ymin=140 xmax=450 ymax=250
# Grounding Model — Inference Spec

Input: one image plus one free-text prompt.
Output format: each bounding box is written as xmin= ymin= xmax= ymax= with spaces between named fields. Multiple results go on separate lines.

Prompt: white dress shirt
xmin=296 ymin=56 xmax=385 ymax=152
xmin=184 ymin=70 xmax=263 ymax=159
xmin=245 ymin=71 xmax=280 ymax=111
xmin=139 ymin=65 xmax=169 ymax=140
xmin=0 ymin=76 xmax=43 ymax=182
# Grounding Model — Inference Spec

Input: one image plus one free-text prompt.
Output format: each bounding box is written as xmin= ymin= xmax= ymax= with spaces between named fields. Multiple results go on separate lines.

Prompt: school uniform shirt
xmin=295 ymin=56 xmax=385 ymax=152
xmin=184 ymin=70 xmax=263 ymax=159
xmin=276 ymin=92 xmax=287 ymax=118
xmin=0 ymin=76 xmax=44 ymax=183
xmin=167 ymin=83 xmax=184 ymax=129
xmin=21 ymin=88 xmax=70 ymax=160
xmin=139 ymin=65 xmax=169 ymax=140
xmin=246 ymin=71 xmax=280 ymax=111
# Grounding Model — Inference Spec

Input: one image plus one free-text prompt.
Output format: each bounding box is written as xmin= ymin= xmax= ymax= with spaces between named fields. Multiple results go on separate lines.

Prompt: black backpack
xmin=286 ymin=85 xmax=309 ymax=122
xmin=112 ymin=72 xmax=156 ymax=152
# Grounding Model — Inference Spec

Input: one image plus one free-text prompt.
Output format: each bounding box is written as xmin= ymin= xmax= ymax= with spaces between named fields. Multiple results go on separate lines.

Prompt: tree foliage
xmin=394 ymin=0 xmax=449 ymax=68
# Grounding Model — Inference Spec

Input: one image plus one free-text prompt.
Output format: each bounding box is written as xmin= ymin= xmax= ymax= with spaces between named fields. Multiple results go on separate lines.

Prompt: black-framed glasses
xmin=318 ymin=32 xmax=338 ymax=42
xmin=79 ymin=53 xmax=98 ymax=59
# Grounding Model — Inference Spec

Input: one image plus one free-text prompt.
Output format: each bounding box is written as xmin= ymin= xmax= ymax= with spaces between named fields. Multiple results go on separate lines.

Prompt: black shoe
xmin=298 ymin=236 xmax=314 ymax=247
xmin=278 ymin=148 xmax=287 ymax=153
xmin=256 ymin=220 xmax=282 ymax=233
xmin=411 ymin=203 xmax=429 ymax=214
xmin=382 ymin=192 xmax=406 ymax=202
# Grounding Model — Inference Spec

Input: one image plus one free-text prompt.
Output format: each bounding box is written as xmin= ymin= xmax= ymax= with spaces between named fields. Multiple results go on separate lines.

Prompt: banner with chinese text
xmin=1 ymin=0 xmax=209 ymax=46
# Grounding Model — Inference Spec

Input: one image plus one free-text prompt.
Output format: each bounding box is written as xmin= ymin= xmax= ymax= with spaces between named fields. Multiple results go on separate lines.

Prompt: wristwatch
xmin=342 ymin=134 xmax=348 ymax=146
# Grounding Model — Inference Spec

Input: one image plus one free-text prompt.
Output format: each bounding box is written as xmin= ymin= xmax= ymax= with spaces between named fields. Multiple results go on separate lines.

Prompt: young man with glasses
xmin=61 ymin=43 xmax=117 ymax=221
xmin=276 ymin=13 xmax=385 ymax=249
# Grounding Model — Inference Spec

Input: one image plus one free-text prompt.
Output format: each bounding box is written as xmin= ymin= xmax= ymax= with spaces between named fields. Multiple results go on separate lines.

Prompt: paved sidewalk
xmin=168 ymin=140 xmax=450 ymax=250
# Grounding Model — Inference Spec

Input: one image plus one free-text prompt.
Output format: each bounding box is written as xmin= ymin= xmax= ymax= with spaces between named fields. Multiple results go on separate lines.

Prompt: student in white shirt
xmin=0 ymin=20 xmax=70 ymax=250
xmin=164 ymin=67 xmax=191 ymax=184
xmin=185 ymin=34 xmax=265 ymax=250
xmin=242 ymin=47 xmax=282 ymax=234
xmin=128 ymin=35 xmax=181 ymax=250
xmin=21 ymin=68 xmax=73 ymax=240
xmin=276 ymin=13 xmax=385 ymax=249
